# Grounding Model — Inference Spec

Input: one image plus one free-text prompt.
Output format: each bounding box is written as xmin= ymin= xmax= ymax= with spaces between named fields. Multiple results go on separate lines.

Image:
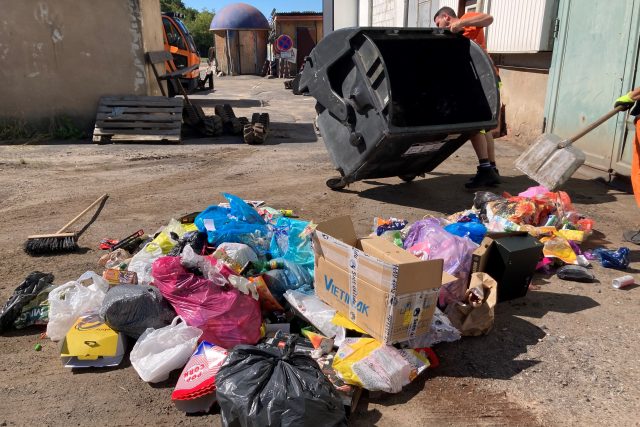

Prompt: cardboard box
xmin=60 ymin=314 xmax=125 ymax=368
xmin=313 ymin=216 xmax=456 ymax=345
xmin=471 ymin=234 xmax=543 ymax=302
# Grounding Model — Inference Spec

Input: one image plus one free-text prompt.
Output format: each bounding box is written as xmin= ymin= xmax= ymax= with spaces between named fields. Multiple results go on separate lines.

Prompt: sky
xmin=183 ymin=0 xmax=322 ymax=17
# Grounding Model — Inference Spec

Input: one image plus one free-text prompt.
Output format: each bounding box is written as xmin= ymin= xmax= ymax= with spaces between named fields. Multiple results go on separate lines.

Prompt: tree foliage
xmin=160 ymin=0 xmax=214 ymax=56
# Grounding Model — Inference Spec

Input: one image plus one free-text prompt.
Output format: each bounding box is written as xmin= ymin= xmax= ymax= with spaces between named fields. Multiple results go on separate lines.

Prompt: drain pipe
xmin=403 ymin=0 xmax=409 ymax=27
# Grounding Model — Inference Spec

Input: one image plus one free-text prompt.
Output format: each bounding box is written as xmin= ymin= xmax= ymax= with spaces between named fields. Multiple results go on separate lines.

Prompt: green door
xmin=544 ymin=0 xmax=640 ymax=175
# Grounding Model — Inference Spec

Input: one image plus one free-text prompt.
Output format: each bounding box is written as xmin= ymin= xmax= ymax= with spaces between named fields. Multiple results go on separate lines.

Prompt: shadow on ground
xmin=354 ymin=173 xmax=620 ymax=214
xmin=192 ymin=98 xmax=265 ymax=108
xmin=180 ymin=122 xmax=317 ymax=145
xmin=267 ymin=122 xmax=317 ymax=144
xmin=433 ymin=290 xmax=598 ymax=381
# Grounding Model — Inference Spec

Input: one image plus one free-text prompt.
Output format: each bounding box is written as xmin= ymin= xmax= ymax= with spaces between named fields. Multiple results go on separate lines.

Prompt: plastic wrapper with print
xmin=404 ymin=219 xmax=478 ymax=306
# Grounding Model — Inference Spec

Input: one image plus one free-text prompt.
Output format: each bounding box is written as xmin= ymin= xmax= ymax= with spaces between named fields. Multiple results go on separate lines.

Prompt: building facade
xmin=272 ymin=12 xmax=323 ymax=74
xmin=0 ymin=0 xmax=164 ymax=132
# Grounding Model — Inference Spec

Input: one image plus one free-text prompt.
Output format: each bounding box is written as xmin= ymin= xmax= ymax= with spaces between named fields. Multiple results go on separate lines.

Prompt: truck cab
xmin=161 ymin=12 xmax=200 ymax=93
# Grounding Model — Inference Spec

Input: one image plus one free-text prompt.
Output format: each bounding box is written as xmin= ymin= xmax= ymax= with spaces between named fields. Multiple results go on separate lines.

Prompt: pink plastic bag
xmin=405 ymin=219 xmax=478 ymax=306
xmin=152 ymin=256 xmax=262 ymax=349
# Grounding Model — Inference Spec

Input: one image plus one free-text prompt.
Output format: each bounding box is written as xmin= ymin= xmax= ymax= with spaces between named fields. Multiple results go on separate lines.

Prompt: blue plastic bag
xmin=263 ymin=259 xmax=314 ymax=302
xmin=195 ymin=193 xmax=270 ymax=255
xmin=269 ymin=217 xmax=314 ymax=273
xmin=592 ymin=247 xmax=630 ymax=270
xmin=444 ymin=214 xmax=487 ymax=244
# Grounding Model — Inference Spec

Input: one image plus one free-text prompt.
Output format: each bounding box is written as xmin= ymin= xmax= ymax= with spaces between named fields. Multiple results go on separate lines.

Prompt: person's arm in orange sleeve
xmin=450 ymin=13 xmax=494 ymax=33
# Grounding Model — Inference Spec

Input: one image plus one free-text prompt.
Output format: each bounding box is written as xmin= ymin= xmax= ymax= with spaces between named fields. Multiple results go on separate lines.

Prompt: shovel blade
xmin=515 ymin=133 xmax=585 ymax=191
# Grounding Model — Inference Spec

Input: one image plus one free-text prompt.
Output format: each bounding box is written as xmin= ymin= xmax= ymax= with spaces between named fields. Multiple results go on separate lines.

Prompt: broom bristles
xmin=24 ymin=235 xmax=78 ymax=255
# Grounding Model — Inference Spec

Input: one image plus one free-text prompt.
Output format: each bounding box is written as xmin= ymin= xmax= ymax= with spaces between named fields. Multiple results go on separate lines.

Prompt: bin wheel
xmin=326 ymin=177 xmax=347 ymax=190
xmin=399 ymin=175 xmax=417 ymax=182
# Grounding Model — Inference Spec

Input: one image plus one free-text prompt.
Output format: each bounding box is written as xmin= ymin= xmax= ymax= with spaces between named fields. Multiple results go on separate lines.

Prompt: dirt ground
xmin=0 ymin=76 xmax=639 ymax=427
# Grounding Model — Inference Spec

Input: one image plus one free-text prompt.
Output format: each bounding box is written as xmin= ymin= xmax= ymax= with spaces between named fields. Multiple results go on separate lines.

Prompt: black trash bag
xmin=167 ymin=231 xmax=208 ymax=257
xmin=0 ymin=271 xmax=54 ymax=333
xmin=99 ymin=285 xmax=176 ymax=338
xmin=473 ymin=191 xmax=505 ymax=217
xmin=216 ymin=336 xmax=347 ymax=427
xmin=557 ymin=265 xmax=595 ymax=283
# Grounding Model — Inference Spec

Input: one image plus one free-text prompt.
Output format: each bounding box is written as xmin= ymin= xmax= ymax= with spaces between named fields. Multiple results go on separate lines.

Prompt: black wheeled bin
xmin=299 ymin=27 xmax=499 ymax=189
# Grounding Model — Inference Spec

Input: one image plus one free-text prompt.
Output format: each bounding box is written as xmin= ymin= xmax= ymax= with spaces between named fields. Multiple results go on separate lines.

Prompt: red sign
xmin=276 ymin=34 xmax=293 ymax=52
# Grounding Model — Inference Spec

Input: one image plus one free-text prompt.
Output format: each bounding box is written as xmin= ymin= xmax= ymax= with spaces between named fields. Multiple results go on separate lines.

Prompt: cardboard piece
xmin=60 ymin=313 xmax=125 ymax=368
xmin=313 ymin=216 xmax=456 ymax=345
xmin=471 ymin=234 xmax=543 ymax=302
xmin=445 ymin=272 xmax=497 ymax=336
xmin=172 ymin=341 xmax=228 ymax=413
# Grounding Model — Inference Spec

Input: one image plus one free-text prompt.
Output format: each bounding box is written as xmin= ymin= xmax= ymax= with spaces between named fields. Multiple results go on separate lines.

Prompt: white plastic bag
xmin=216 ymin=242 xmax=258 ymax=268
xmin=284 ymin=290 xmax=345 ymax=346
xmin=130 ymin=316 xmax=202 ymax=383
xmin=128 ymin=242 xmax=163 ymax=286
xmin=47 ymin=271 xmax=109 ymax=342
xmin=180 ymin=246 xmax=228 ymax=287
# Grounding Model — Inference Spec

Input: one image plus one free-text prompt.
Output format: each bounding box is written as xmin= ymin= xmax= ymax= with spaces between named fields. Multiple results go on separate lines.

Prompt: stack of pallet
xmin=93 ymin=96 xmax=183 ymax=144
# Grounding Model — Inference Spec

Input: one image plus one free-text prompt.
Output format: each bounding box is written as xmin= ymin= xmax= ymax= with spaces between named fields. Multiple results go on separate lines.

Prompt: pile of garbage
xmin=0 ymin=188 xmax=634 ymax=424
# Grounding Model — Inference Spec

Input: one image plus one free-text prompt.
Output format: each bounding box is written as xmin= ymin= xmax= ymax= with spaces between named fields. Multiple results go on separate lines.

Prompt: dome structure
xmin=210 ymin=3 xmax=270 ymax=31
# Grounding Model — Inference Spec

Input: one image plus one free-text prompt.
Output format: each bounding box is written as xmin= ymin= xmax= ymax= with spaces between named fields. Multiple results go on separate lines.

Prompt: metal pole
xmin=225 ymin=30 xmax=232 ymax=75
xmin=403 ymin=0 xmax=409 ymax=27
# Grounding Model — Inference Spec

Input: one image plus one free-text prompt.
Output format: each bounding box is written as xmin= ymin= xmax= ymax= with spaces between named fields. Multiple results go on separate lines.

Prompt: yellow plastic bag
xmin=332 ymin=338 xmax=430 ymax=393
xmin=541 ymin=236 xmax=577 ymax=264
xmin=145 ymin=219 xmax=198 ymax=255
xmin=331 ymin=313 xmax=366 ymax=334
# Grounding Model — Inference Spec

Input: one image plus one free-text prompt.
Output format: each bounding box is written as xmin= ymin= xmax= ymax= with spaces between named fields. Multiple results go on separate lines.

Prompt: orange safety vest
xmin=633 ymin=121 xmax=640 ymax=207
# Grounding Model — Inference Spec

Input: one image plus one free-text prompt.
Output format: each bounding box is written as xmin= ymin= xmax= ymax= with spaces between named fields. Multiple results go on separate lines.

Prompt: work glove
xmin=615 ymin=92 xmax=640 ymax=116
xmin=614 ymin=93 xmax=636 ymax=111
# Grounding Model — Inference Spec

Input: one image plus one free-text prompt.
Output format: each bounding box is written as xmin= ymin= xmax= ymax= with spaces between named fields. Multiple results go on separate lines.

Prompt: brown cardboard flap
xmin=360 ymin=237 xmax=420 ymax=264
xmin=315 ymin=216 xmax=358 ymax=247
xmin=396 ymin=259 xmax=444 ymax=293
xmin=471 ymin=236 xmax=493 ymax=274
xmin=442 ymin=271 xmax=457 ymax=285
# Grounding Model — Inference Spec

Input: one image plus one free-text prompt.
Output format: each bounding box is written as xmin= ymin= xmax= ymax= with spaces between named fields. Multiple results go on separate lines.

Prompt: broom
xmin=24 ymin=193 xmax=109 ymax=255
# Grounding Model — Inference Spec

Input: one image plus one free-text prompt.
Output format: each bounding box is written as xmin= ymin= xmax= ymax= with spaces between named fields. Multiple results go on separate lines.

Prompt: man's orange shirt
xmin=460 ymin=12 xmax=487 ymax=50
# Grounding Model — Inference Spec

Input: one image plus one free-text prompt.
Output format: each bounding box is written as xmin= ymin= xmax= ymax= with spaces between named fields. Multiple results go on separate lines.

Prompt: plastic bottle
xmin=612 ymin=275 xmax=635 ymax=289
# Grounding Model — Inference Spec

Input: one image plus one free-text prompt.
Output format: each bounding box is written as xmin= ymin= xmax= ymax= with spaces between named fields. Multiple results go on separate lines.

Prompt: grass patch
xmin=0 ymin=116 xmax=86 ymax=144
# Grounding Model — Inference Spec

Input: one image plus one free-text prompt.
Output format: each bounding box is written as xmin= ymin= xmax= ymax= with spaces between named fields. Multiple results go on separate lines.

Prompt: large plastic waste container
xmin=299 ymin=27 xmax=499 ymax=189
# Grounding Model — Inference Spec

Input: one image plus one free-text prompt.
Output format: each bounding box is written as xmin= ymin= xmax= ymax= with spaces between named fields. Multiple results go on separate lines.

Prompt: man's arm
xmin=450 ymin=13 xmax=494 ymax=33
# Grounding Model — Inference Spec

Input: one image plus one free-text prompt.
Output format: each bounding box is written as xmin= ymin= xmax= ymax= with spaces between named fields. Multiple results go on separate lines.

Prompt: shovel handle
xmin=566 ymin=106 xmax=626 ymax=144
xmin=56 ymin=193 xmax=109 ymax=234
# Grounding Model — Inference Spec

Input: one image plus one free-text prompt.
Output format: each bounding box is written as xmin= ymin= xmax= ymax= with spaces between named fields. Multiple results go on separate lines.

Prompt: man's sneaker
xmin=467 ymin=166 xmax=500 ymax=182
xmin=465 ymin=167 xmax=501 ymax=189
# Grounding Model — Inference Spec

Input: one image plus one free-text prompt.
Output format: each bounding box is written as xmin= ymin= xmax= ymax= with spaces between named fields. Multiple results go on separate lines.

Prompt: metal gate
xmin=544 ymin=0 xmax=640 ymax=176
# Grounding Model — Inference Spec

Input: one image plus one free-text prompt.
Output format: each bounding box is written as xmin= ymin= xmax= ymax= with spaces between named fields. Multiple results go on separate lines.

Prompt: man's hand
xmin=615 ymin=93 xmax=635 ymax=111
xmin=449 ymin=20 xmax=463 ymax=33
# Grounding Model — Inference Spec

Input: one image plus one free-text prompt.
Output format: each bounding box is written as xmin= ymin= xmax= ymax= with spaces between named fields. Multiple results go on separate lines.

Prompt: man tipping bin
xmin=434 ymin=7 xmax=501 ymax=189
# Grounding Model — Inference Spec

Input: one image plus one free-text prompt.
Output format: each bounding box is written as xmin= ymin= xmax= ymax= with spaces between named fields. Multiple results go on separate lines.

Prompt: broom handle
xmin=56 ymin=193 xmax=109 ymax=234
xmin=566 ymin=106 xmax=626 ymax=144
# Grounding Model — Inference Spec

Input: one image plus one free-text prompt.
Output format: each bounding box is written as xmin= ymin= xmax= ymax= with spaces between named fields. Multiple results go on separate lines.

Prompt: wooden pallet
xmin=93 ymin=96 xmax=183 ymax=144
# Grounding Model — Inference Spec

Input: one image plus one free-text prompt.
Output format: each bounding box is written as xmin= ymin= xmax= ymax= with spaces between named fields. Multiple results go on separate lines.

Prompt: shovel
xmin=515 ymin=106 xmax=625 ymax=191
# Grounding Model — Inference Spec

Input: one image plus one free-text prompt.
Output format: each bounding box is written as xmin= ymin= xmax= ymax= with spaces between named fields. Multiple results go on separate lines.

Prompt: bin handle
xmin=302 ymin=57 xmax=351 ymax=123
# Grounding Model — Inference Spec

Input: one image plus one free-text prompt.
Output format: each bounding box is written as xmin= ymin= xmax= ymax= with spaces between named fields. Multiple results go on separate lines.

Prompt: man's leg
xmin=206 ymin=73 xmax=213 ymax=90
xmin=466 ymin=132 xmax=500 ymax=189
xmin=486 ymin=132 xmax=497 ymax=169
xmin=470 ymin=132 xmax=489 ymax=160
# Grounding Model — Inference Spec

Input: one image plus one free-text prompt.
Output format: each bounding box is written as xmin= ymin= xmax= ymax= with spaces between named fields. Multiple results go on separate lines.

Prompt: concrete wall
xmin=498 ymin=68 xmax=548 ymax=140
xmin=0 ymin=0 xmax=164 ymax=133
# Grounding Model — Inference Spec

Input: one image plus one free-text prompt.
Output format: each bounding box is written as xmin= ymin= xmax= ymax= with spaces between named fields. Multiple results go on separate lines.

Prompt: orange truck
xmin=161 ymin=12 xmax=200 ymax=93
